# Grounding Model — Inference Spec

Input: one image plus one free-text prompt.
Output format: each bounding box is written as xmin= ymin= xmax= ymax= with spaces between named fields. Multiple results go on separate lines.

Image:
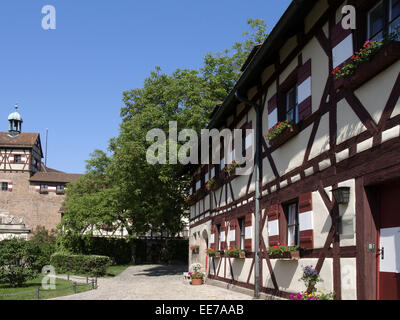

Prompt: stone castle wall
xmin=0 ymin=171 xmax=64 ymax=237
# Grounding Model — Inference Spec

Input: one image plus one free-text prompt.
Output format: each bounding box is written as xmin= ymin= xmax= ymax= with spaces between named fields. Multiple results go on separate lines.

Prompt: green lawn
xmin=56 ymin=264 xmax=133 ymax=278
xmin=104 ymin=264 xmax=132 ymax=277
xmin=0 ymin=275 xmax=93 ymax=300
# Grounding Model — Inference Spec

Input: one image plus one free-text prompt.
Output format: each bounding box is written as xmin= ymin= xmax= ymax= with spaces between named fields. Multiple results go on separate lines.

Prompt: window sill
xmin=334 ymin=41 xmax=400 ymax=91
xmin=39 ymin=190 xmax=49 ymax=194
xmin=267 ymin=123 xmax=300 ymax=149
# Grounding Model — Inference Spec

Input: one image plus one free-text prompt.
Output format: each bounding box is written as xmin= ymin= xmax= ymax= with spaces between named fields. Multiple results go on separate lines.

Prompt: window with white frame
xmin=286 ymin=202 xmax=299 ymax=247
xmin=210 ymin=167 xmax=215 ymax=178
xmin=217 ymin=224 xmax=222 ymax=250
xmin=368 ymin=0 xmax=400 ymax=41
xmin=238 ymin=217 xmax=245 ymax=250
xmin=285 ymin=86 xmax=298 ymax=123
xmin=195 ymin=180 xmax=201 ymax=191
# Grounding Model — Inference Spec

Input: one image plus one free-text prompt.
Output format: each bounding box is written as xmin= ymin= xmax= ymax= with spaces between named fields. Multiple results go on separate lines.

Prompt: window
xmin=238 ymin=218 xmax=245 ymax=250
xmin=390 ymin=0 xmax=400 ymax=37
xmin=368 ymin=0 xmax=400 ymax=41
xmin=285 ymin=86 xmax=298 ymax=123
xmin=56 ymin=185 xmax=65 ymax=193
xmin=217 ymin=225 xmax=222 ymax=250
xmin=14 ymin=155 xmax=22 ymax=164
xmin=285 ymin=202 xmax=299 ymax=247
xmin=40 ymin=184 xmax=48 ymax=191
xmin=204 ymin=172 xmax=209 ymax=184
xmin=1 ymin=182 xmax=8 ymax=191
xmin=220 ymin=157 xmax=225 ymax=172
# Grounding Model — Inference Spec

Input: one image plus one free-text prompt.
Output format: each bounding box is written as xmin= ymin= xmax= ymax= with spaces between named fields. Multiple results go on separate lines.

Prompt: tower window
xmin=1 ymin=182 xmax=8 ymax=191
xmin=14 ymin=155 xmax=22 ymax=164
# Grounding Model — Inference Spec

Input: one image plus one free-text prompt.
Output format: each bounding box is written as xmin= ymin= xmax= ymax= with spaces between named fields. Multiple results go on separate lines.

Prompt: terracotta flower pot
xmin=191 ymin=278 xmax=203 ymax=285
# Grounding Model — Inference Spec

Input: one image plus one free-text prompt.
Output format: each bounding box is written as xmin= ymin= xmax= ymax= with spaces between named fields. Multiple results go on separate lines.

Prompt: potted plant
xmin=264 ymin=120 xmax=298 ymax=148
xmin=224 ymin=247 xmax=246 ymax=259
xmin=189 ymin=263 xmax=204 ymax=285
xmin=205 ymin=248 xmax=220 ymax=258
xmin=289 ymin=265 xmax=336 ymax=300
xmin=224 ymin=160 xmax=239 ymax=176
xmin=267 ymin=243 xmax=300 ymax=260
xmin=190 ymin=245 xmax=199 ymax=254
xmin=205 ymin=178 xmax=216 ymax=191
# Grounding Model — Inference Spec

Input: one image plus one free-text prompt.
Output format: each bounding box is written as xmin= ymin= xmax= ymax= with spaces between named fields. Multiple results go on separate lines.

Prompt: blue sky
xmin=0 ymin=0 xmax=291 ymax=173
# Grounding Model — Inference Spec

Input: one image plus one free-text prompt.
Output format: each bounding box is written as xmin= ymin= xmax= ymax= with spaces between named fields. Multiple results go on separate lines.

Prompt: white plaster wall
xmin=271 ymin=124 xmax=313 ymax=176
xmin=305 ymin=0 xmax=329 ymax=34
xmin=261 ymin=65 xmax=275 ymax=85
xmin=338 ymin=179 xmax=356 ymax=247
xmin=279 ymin=58 xmax=297 ymax=85
xmin=355 ymin=60 xmax=400 ymax=124
xmin=280 ymin=35 xmax=297 ymax=63
xmin=263 ymin=258 xmax=334 ymax=293
xmin=340 ymin=258 xmax=357 ymax=300
xmin=302 ymin=37 xmax=330 ymax=113
xmin=313 ymin=190 xmax=332 ymax=249
xmin=336 ymin=98 xmax=367 ymax=145
xmin=309 ymin=112 xmax=330 ymax=160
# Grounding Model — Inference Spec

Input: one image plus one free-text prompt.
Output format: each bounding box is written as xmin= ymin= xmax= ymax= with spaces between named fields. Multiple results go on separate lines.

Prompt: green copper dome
xmin=8 ymin=104 xmax=23 ymax=122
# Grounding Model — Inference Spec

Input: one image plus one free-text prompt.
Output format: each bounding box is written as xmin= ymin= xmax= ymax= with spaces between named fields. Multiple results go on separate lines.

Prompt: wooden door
xmin=378 ymin=181 xmax=400 ymax=300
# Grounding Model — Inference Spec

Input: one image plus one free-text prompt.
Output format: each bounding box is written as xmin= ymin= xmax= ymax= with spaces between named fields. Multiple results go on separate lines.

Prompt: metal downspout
xmin=234 ymin=90 xmax=262 ymax=299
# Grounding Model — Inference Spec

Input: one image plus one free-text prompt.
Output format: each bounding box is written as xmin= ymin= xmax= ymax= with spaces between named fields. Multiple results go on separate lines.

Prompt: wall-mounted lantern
xmin=331 ymin=187 xmax=350 ymax=204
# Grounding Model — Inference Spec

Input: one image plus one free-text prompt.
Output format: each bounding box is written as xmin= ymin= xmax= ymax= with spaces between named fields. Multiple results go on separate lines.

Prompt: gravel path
xmin=51 ymin=264 xmax=253 ymax=300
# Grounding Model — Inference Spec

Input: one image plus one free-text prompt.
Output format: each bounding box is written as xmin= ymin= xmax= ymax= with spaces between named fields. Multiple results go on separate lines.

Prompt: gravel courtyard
xmin=52 ymin=264 xmax=253 ymax=300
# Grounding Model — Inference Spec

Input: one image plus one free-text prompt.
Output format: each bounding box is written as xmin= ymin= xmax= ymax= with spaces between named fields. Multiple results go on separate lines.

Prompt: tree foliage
xmin=61 ymin=19 xmax=268 ymax=238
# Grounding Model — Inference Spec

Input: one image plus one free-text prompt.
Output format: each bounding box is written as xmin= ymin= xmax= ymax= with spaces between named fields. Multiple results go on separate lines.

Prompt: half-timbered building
xmin=0 ymin=105 xmax=83 ymax=239
xmin=188 ymin=0 xmax=400 ymax=300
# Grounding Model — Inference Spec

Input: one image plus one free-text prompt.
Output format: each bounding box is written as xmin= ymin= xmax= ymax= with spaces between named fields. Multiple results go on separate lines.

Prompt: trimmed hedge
xmin=56 ymin=235 xmax=132 ymax=265
xmin=56 ymin=235 xmax=188 ymax=265
xmin=50 ymin=252 xmax=112 ymax=276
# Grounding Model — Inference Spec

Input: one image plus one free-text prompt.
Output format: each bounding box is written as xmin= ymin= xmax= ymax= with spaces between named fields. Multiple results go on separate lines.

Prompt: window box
xmin=224 ymin=248 xmax=246 ymax=259
xmin=190 ymin=245 xmax=199 ymax=254
xmin=334 ymin=41 xmax=400 ymax=90
xmin=267 ymin=123 xmax=299 ymax=149
xmin=56 ymin=190 xmax=65 ymax=195
xmin=268 ymin=250 xmax=300 ymax=260
xmin=210 ymin=176 xmax=224 ymax=191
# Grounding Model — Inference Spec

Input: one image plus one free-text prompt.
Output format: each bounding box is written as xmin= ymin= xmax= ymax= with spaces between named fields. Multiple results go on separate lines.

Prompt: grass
xmin=0 ymin=275 xmax=93 ymax=300
xmin=104 ymin=264 xmax=132 ymax=277
xmin=57 ymin=264 xmax=133 ymax=278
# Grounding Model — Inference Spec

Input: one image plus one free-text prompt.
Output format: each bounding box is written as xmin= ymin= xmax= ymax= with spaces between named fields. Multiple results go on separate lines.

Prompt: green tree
xmin=60 ymin=19 xmax=268 ymax=255
xmin=0 ymin=238 xmax=37 ymax=287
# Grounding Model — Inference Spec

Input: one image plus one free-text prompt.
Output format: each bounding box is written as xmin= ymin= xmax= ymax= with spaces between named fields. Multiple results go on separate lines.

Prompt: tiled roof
xmin=29 ymin=172 xmax=84 ymax=183
xmin=0 ymin=132 xmax=39 ymax=147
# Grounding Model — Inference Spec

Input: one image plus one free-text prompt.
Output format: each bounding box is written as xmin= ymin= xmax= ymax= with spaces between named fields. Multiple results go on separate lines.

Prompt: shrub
xmin=29 ymin=226 xmax=58 ymax=272
xmin=0 ymin=238 xmax=37 ymax=287
xmin=50 ymin=252 xmax=112 ymax=276
xmin=56 ymin=235 xmax=132 ymax=264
